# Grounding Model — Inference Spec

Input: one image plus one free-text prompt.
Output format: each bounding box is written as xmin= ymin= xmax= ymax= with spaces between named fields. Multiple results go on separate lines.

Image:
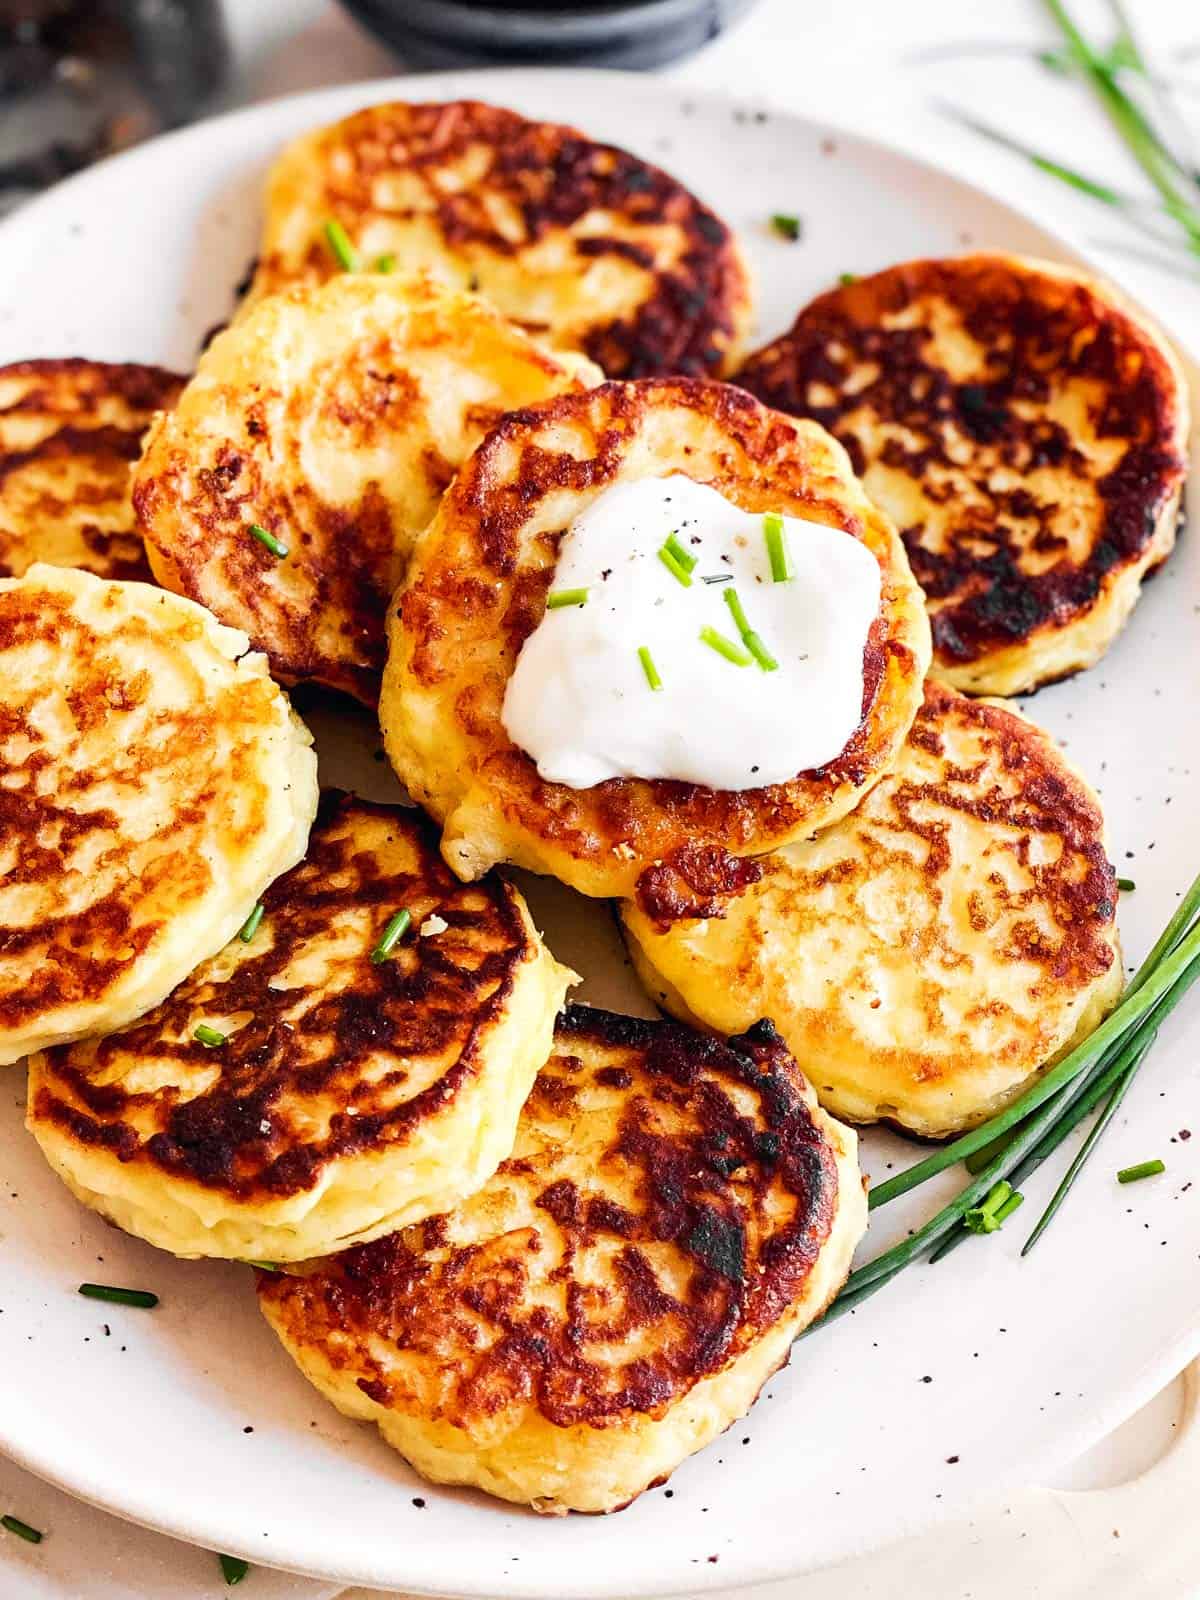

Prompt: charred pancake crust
xmin=382 ymin=376 xmax=931 ymax=899
xmin=259 ymin=1005 xmax=840 ymax=1431
xmin=0 ymin=563 xmax=317 ymax=1064
xmin=0 ymin=358 xmax=184 ymax=582
xmin=249 ymin=99 xmax=752 ymax=378
xmin=621 ymin=679 xmax=1123 ymax=1136
xmin=736 ymin=256 xmax=1188 ymax=687
xmin=135 ymin=275 xmax=591 ymax=703
xmin=31 ymin=793 xmax=539 ymax=1201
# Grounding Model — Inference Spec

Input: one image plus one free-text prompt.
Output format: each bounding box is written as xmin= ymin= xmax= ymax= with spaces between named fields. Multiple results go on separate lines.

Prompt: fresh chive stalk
xmin=763 ymin=513 xmax=793 ymax=582
xmin=248 ymin=523 xmax=288 ymax=559
xmin=816 ymin=879 xmax=1200 ymax=1320
xmin=370 ymin=908 xmax=412 ymax=964
xmin=219 ymin=1554 xmax=250 ymax=1586
xmin=771 ymin=213 xmax=802 ymax=242
xmin=638 ymin=645 xmax=663 ymax=691
xmin=838 ymin=272 xmax=858 ymax=286
xmin=1 ymin=1516 xmax=42 ymax=1544
xmin=964 ymin=1125 xmax=1019 ymax=1174
xmin=1117 ymin=1157 xmax=1166 ymax=1184
xmin=374 ymin=253 xmax=397 ymax=273
xmin=1117 ymin=877 xmax=1136 ymax=892
xmin=936 ymin=953 xmax=1196 ymax=1264
xmin=963 ymin=1179 xmax=1013 ymax=1234
xmin=722 ymin=588 xmax=779 ymax=671
xmin=323 ymin=218 xmax=360 ymax=271
xmin=546 ymin=587 xmax=589 ymax=609
xmin=78 ymin=1283 xmax=158 ymax=1309
xmin=1042 ymin=0 xmax=1200 ymax=253
xmin=657 ymin=545 xmax=694 ymax=588
xmin=193 ymin=1024 xmax=226 ymax=1048
xmin=238 ymin=903 xmax=265 ymax=943
xmin=699 ymin=624 xmax=751 ymax=667
xmin=870 ymin=901 xmax=1200 ymax=1211
xmin=664 ymin=533 xmax=697 ymax=573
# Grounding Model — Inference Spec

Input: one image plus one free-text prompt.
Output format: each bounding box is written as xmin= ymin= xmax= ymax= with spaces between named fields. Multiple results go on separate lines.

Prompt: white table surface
xmin=3 ymin=1 xmax=1198 ymax=1595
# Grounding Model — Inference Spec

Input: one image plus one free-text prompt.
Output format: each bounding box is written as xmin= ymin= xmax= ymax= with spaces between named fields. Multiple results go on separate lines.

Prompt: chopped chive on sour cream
xmin=500 ymin=475 xmax=880 ymax=790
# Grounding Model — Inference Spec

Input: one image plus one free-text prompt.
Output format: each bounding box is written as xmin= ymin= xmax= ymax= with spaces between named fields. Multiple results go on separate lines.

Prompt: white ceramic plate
xmin=0 ymin=67 xmax=1197 ymax=1599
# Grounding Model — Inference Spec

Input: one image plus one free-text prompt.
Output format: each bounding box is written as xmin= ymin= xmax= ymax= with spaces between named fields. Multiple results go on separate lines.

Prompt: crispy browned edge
xmin=253 ymin=98 xmax=752 ymax=379
xmin=735 ymin=255 xmax=1188 ymax=667
xmin=397 ymin=375 xmax=925 ymax=901
xmin=29 ymin=792 xmax=535 ymax=1199
xmin=256 ymin=1006 xmax=842 ymax=1437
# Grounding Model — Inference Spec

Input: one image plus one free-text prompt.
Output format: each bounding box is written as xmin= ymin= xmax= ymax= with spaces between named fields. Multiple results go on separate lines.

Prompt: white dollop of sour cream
xmin=501 ymin=476 xmax=881 ymax=791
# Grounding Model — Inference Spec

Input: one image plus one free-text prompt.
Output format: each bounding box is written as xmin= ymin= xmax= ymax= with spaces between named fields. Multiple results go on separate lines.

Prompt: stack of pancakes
xmin=0 ymin=97 xmax=1187 ymax=1516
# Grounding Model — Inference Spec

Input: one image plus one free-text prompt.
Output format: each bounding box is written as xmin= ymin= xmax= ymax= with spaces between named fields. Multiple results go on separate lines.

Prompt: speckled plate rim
xmin=0 ymin=65 xmax=1197 ymax=1599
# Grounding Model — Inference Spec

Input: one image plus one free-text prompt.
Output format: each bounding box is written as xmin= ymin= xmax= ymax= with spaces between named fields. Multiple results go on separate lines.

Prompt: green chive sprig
xmin=1118 ymin=1158 xmax=1165 ymax=1184
xmin=763 ymin=513 xmax=793 ymax=582
xmin=699 ymin=624 xmax=751 ymax=667
xmin=812 ymin=866 xmax=1200 ymax=1327
xmin=658 ymin=534 xmax=696 ymax=588
xmin=219 ymin=1554 xmax=250 ymax=1586
xmin=723 ymin=587 xmax=779 ymax=672
xmin=238 ymin=903 xmax=265 ymax=943
xmin=638 ymin=646 xmax=663 ymax=691
xmin=374 ymin=253 xmax=397 ymax=273
xmin=193 ymin=1024 xmax=226 ymax=1048
xmin=771 ymin=213 xmax=802 ymax=242
xmin=2 ymin=1516 xmax=42 ymax=1544
xmin=78 ymin=1283 xmax=158 ymax=1309
xmin=370 ymin=908 xmax=412 ymax=964
xmin=1118 ymin=877 xmax=1137 ymax=892
xmin=323 ymin=218 xmax=360 ymax=272
xmin=546 ymin=587 xmax=589 ymax=610
xmin=248 ymin=523 xmax=288 ymax=559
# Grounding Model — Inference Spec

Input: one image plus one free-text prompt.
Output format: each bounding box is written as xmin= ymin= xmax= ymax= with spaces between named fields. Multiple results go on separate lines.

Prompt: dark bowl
xmin=337 ymin=0 xmax=760 ymax=71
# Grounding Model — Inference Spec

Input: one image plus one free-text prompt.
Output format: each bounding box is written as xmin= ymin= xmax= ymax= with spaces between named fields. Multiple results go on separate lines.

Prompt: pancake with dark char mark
xmin=0 ymin=562 xmax=316 ymax=1066
xmin=244 ymin=99 xmax=754 ymax=379
xmin=380 ymin=375 xmax=931 ymax=900
xmin=256 ymin=1004 xmax=865 ymax=1514
xmin=621 ymin=679 xmax=1123 ymax=1138
xmin=27 ymin=793 xmax=575 ymax=1261
xmin=135 ymin=273 xmax=595 ymax=704
xmin=735 ymin=254 xmax=1189 ymax=695
xmin=0 ymin=359 xmax=183 ymax=581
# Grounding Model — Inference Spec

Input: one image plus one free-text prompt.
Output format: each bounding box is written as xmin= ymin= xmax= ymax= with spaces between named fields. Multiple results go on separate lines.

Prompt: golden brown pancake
xmin=0 ymin=563 xmax=317 ymax=1065
xmin=621 ymin=679 xmax=1123 ymax=1137
xmin=27 ymin=792 xmax=575 ymax=1261
xmin=0 ymin=358 xmax=183 ymax=582
xmin=257 ymin=1005 xmax=865 ymax=1513
xmin=380 ymin=375 xmax=931 ymax=900
xmin=245 ymin=99 xmax=753 ymax=379
xmin=736 ymin=254 xmax=1189 ymax=695
xmin=135 ymin=273 xmax=594 ymax=704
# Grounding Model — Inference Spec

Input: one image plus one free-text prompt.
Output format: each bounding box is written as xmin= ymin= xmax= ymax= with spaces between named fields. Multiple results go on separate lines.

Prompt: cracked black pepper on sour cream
xmin=501 ymin=476 xmax=881 ymax=791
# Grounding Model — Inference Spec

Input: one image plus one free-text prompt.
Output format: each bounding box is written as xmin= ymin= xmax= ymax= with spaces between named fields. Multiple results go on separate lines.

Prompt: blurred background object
xmin=336 ymin=0 xmax=760 ymax=70
xmin=0 ymin=0 xmax=229 ymax=215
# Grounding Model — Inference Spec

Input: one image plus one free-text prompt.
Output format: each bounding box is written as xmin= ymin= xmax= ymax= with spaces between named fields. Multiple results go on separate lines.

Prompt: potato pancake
xmin=27 ymin=793 xmax=574 ymax=1261
xmin=245 ymin=99 xmax=753 ymax=379
xmin=736 ymin=254 xmax=1189 ymax=695
xmin=0 ymin=563 xmax=317 ymax=1065
xmin=0 ymin=358 xmax=183 ymax=581
xmin=257 ymin=1004 xmax=865 ymax=1513
xmin=621 ymin=679 xmax=1123 ymax=1137
xmin=135 ymin=273 xmax=594 ymax=704
xmin=380 ymin=376 xmax=931 ymax=900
